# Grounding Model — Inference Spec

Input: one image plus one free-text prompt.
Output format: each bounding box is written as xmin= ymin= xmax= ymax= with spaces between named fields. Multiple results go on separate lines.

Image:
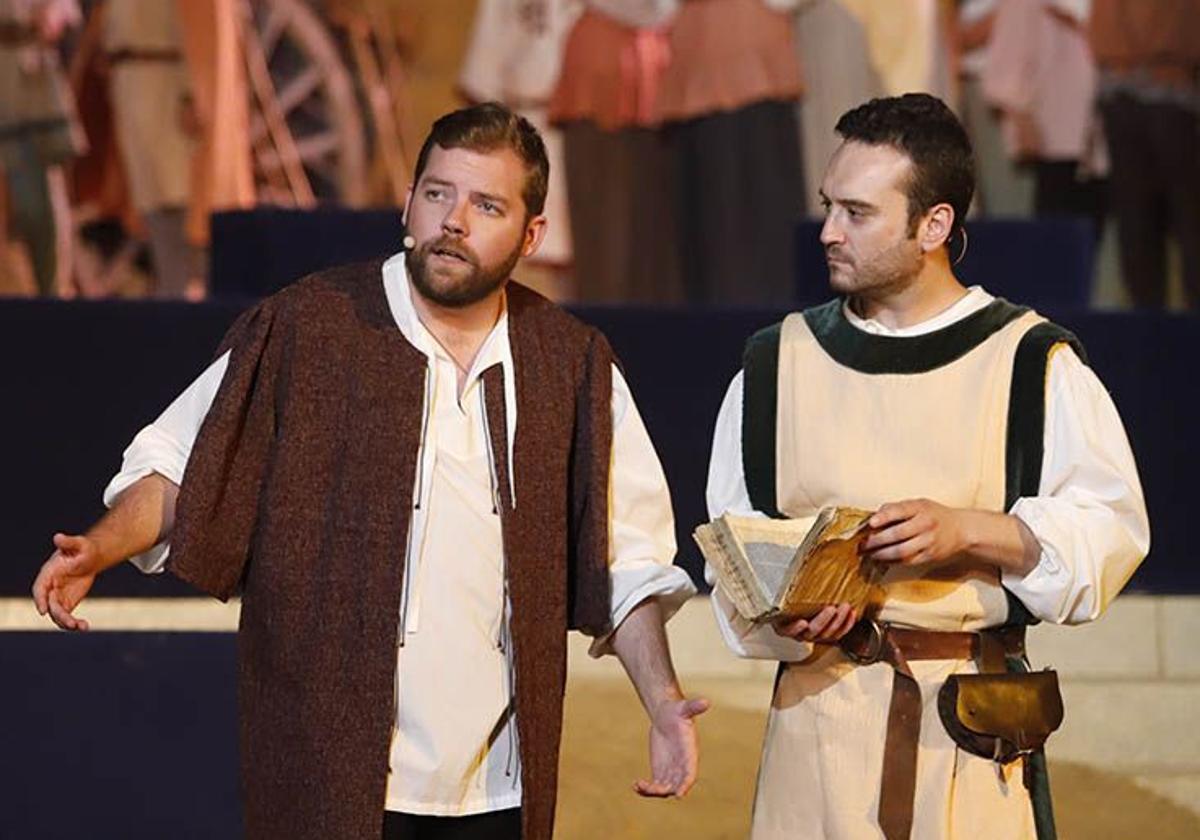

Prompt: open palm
xmin=635 ymin=696 xmax=710 ymax=798
xmin=32 ymin=533 xmax=100 ymax=631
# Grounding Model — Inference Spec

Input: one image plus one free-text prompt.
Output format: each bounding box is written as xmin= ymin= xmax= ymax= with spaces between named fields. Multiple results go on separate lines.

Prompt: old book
xmin=694 ymin=507 xmax=881 ymax=623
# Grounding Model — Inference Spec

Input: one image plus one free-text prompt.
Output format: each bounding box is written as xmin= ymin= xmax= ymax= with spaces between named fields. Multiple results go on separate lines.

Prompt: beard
xmin=408 ymin=233 xmax=524 ymax=308
xmin=826 ymin=235 xmax=923 ymax=298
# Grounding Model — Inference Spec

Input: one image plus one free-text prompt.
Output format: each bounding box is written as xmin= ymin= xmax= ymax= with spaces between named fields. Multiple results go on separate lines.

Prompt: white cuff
xmin=710 ymin=585 xmax=812 ymax=662
xmin=587 ymin=564 xmax=696 ymax=657
xmin=1004 ymin=498 xmax=1086 ymax=624
xmin=102 ymin=425 xmax=190 ymax=575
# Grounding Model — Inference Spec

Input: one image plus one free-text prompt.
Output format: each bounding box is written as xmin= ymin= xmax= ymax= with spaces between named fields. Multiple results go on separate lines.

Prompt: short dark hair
xmin=834 ymin=93 xmax=974 ymax=241
xmin=411 ymin=102 xmax=549 ymax=217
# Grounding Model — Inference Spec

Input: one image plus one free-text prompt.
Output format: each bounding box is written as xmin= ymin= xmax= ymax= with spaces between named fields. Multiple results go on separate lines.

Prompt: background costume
xmin=656 ymin=0 xmax=804 ymax=305
xmin=548 ymin=0 xmax=682 ymax=303
xmin=100 ymin=0 xmax=197 ymax=297
xmin=982 ymin=0 xmax=1106 ymax=235
xmin=1090 ymin=0 xmax=1200 ymax=309
xmin=706 ymin=287 xmax=1148 ymax=839
xmin=458 ymin=0 xmax=580 ymax=267
xmin=0 ymin=0 xmax=84 ymax=295
xmin=957 ymin=0 xmax=1035 ymax=218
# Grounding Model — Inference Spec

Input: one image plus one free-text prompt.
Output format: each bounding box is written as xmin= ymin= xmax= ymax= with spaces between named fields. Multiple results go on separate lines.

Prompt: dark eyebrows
xmin=818 ymin=189 xmax=876 ymax=213
xmin=471 ymin=190 xmax=509 ymax=209
xmin=417 ymin=177 xmax=509 ymax=209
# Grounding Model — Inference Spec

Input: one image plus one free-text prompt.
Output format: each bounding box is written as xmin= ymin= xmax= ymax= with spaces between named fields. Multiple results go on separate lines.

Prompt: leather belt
xmin=841 ymin=620 xmax=1024 ymax=668
xmin=106 ymin=47 xmax=183 ymax=65
xmin=838 ymin=619 xmax=1026 ymax=840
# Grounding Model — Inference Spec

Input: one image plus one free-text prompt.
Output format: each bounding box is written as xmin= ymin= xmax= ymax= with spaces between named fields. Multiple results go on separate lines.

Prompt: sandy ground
xmin=556 ymin=677 xmax=1200 ymax=839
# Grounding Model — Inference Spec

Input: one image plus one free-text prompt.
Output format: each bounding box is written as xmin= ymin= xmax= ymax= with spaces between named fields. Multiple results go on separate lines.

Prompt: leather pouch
xmin=937 ymin=670 xmax=1064 ymax=764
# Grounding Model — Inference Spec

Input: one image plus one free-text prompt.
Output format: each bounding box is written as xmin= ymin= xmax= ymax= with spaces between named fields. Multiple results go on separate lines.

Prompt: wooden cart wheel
xmin=245 ymin=0 xmax=369 ymax=206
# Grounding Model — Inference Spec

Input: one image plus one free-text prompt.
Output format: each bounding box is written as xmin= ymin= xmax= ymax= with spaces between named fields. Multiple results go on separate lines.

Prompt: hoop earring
xmin=400 ymin=209 xmax=416 ymax=251
xmin=952 ymin=227 xmax=969 ymax=267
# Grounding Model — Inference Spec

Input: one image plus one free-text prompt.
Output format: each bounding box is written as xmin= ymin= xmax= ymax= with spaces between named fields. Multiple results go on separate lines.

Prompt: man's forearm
xmin=961 ymin=509 xmax=1042 ymax=577
xmin=610 ymin=598 xmax=684 ymax=715
xmin=87 ymin=473 xmax=180 ymax=570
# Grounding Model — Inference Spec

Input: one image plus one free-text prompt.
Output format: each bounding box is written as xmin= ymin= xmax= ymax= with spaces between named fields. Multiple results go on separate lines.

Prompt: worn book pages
xmin=694 ymin=507 xmax=881 ymax=623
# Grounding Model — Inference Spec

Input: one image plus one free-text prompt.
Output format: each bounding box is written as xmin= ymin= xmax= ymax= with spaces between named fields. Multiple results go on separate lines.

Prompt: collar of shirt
xmin=381 ymin=252 xmax=519 ymax=503
xmin=841 ymin=285 xmax=995 ymax=338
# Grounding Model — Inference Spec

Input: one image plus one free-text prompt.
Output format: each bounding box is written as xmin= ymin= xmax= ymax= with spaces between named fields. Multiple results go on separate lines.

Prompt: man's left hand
xmin=634 ymin=696 xmax=710 ymax=798
xmin=773 ymin=603 xmax=858 ymax=643
xmin=863 ymin=498 xmax=969 ymax=566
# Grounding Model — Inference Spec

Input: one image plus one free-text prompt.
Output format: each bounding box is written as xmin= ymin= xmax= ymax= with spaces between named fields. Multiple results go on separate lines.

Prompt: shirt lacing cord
xmin=398 ymin=362 xmax=435 ymax=648
xmin=499 ymin=601 xmax=520 ymax=786
xmin=479 ymin=379 xmax=506 ymax=650
xmin=413 ymin=363 xmax=434 ymax=511
xmin=480 ymin=379 xmax=520 ymax=785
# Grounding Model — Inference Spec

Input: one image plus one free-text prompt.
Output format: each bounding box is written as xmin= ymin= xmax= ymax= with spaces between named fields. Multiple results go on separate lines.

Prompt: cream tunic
xmin=706 ymin=288 xmax=1148 ymax=839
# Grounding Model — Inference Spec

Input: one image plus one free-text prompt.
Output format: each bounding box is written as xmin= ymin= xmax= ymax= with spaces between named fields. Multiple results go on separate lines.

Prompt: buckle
xmin=841 ymin=619 xmax=886 ymax=665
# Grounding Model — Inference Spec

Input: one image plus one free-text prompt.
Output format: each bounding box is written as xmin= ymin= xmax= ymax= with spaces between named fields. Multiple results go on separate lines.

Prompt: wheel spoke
xmin=293 ymin=129 xmax=340 ymax=163
xmin=258 ymin=1 xmax=288 ymax=59
xmin=275 ymin=65 xmax=323 ymax=115
xmin=246 ymin=0 xmax=368 ymax=204
xmin=248 ymin=113 xmax=267 ymax=144
xmin=257 ymin=129 xmax=339 ymax=171
xmin=305 ymin=155 xmax=337 ymax=184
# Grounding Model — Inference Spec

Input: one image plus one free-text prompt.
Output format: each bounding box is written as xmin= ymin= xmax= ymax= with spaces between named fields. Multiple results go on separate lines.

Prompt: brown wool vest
xmin=168 ymin=262 xmax=614 ymax=840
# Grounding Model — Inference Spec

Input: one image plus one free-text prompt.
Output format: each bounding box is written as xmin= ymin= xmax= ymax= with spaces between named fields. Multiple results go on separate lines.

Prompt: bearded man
xmin=32 ymin=103 xmax=707 ymax=840
xmin=705 ymin=93 xmax=1148 ymax=840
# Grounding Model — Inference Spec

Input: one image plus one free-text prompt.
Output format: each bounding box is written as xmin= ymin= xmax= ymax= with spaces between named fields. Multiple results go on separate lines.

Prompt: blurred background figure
xmin=459 ymin=0 xmax=579 ymax=299
xmin=790 ymin=0 xmax=882 ymax=218
xmin=69 ymin=0 xmax=253 ymax=301
xmin=1091 ymin=0 xmax=1200 ymax=310
xmin=657 ymin=0 xmax=803 ymax=306
xmin=956 ymin=0 xmax=1034 ymax=217
xmin=842 ymin=0 xmax=955 ymax=101
xmin=173 ymin=0 xmax=254 ymax=280
xmin=548 ymin=0 xmax=682 ymax=304
xmin=100 ymin=0 xmax=201 ymax=299
xmin=0 ymin=0 xmax=85 ymax=297
xmin=981 ymin=0 xmax=1105 ymax=237
xmin=6 ymin=0 xmax=1193 ymax=311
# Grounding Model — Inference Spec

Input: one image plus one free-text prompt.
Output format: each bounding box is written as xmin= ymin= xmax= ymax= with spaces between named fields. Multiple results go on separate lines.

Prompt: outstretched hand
xmin=634 ymin=695 xmax=710 ymax=798
xmin=32 ymin=533 xmax=102 ymax=631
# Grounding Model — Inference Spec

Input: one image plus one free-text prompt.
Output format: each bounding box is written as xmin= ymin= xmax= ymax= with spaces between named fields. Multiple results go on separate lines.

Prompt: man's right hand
xmin=32 ymin=533 xmax=102 ymax=631
xmin=31 ymin=474 xmax=180 ymax=631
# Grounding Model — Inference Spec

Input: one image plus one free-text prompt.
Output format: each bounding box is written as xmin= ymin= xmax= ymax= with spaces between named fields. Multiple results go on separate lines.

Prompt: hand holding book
xmin=694 ymin=506 xmax=882 ymax=625
xmin=772 ymin=602 xmax=860 ymax=643
xmin=862 ymin=498 xmax=1042 ymax=576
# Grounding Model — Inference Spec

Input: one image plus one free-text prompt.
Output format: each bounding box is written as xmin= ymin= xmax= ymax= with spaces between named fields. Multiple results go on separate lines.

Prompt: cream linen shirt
xmin=103 ymin=254 xmax=696 ymax=815
xmin=705 ymin=287 xmax=1150 ymax=660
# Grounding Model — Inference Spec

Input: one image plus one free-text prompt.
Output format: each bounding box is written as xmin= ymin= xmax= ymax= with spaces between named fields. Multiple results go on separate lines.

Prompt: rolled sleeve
xmin=1003 ymin=348 xmax=1149 ymax=624
xmin=101 ymin=352 xmax=229 ymax=573
xmin=588 ymin=365 xmax=697 ymax=657
xmin=710 ymin=583 xmax=813 ymax=662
